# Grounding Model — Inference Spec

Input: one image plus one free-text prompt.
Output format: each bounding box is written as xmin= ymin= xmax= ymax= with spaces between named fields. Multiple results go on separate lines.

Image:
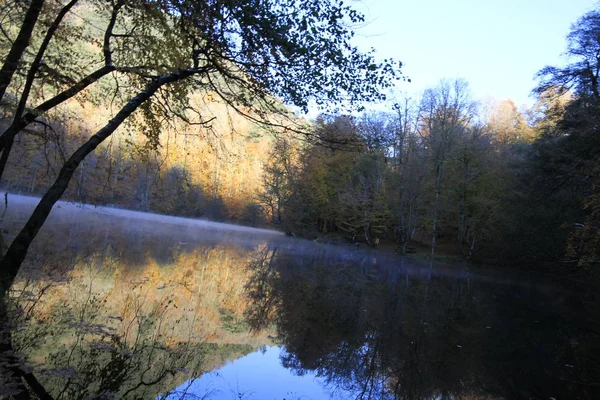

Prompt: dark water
xmin=1 ymin=195 xmax=599 ymax=399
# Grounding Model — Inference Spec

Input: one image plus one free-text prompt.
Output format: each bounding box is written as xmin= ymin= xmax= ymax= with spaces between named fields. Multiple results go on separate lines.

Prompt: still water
xmin=1 ymin=195 xmax=599 ymax=399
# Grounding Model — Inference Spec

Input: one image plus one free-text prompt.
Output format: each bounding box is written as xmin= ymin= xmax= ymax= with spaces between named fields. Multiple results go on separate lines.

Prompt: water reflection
xmin=2 ymin=200 xmax=276 ymax=399
xmin=243 ymin=246 xmax=600 ymax=400
xmin=2 ymin=199 xmax=600 ymax=399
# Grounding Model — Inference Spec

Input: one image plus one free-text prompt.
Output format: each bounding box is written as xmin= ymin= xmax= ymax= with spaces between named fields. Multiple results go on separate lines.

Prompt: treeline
xmin=258 ymin=10 xmax=600 ymax=269
xmin=1 ymin=0 xmax=598 ymax=270
xmin=261 ymin=82 xmax=532 ymax=263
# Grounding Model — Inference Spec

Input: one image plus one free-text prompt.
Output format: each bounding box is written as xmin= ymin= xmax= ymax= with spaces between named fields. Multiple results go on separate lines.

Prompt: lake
xmin=1 ymin=195 xmax=599 ymax=399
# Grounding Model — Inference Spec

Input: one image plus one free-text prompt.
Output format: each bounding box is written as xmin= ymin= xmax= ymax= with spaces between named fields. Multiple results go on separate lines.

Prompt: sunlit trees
xmin=0 ymin=0 xmax=402 ymax=294
xmin=486 ymin=99 xmax=534 ymax=144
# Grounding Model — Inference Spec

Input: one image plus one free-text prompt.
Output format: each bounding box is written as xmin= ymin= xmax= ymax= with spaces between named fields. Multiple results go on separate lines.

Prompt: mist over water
xmin=3 ymin=193 xmax=283 ymax=237
xmin=1 ymin=194 xmax=599 ymax=400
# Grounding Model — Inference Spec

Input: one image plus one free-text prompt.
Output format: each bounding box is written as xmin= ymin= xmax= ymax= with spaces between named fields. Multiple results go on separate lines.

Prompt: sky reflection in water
xmin=172 ymin=346 xmax=346 ymax=400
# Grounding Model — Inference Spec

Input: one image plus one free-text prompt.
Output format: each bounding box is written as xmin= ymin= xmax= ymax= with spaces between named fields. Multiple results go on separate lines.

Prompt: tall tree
xmin=518 ymin=7 xmax=600 ymax=266
xmin=418 ymin=79 xmax=475 ymax=260
xmin=259 ymin=136 xmax=297 ymax=226
xmin=389 ymin=96 xmax=424 ymax=253
xmin=286 ymin=116 xmax=359 ymax=235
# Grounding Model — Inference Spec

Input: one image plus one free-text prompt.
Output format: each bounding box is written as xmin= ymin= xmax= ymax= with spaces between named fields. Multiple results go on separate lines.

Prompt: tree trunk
xmin=0 ymin=66 xmax=118 ymax=187
xmin=0 ymin=0 xmax=124 ymax=179
xmin=0 ymin=0 xmax=45 ymax=103
xmin=431 ymin=163 xmax=442 ymax=262
xmin=457 ymin=154 xmax=469 ymax=255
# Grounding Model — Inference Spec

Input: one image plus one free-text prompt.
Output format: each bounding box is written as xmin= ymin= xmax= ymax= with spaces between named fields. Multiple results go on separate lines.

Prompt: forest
xmin=0 ymin=2 xmax=598 ymax=274
xmin=0 ymin=0 xmax=599 ymax=398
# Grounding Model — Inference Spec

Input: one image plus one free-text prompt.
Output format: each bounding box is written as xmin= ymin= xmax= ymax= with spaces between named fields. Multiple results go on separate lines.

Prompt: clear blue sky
xmin=352 ymin=0 xmax=598 ymax=107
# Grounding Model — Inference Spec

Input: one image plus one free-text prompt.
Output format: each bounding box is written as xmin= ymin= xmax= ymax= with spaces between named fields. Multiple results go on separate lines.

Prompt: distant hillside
xmin=1 ymin=95 xmax=283 ymax=224
xmin=0 ymin=1 xmax=305 ymax=226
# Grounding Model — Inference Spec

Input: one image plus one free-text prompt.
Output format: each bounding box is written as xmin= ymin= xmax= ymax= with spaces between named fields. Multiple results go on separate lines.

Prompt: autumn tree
xmin=0 ymin=0 xmax=402 ymax=294
xmin=486 ymin=99 xmax=534 ymax=144
xmin=387 ymin=96 xmax=425 ymax=253
xmin=258 ymin=136 xmax=297 ymax=226
xmin=418 ymin=79 xmax=475 ymax=259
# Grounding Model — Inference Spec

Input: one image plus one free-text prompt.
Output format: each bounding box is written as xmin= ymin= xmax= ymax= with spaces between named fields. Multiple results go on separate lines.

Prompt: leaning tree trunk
xmin=0 ymin=0 xmax=45 ymax=103
xmin=0 ymin=65 xmax=116 ymax=153
xmin=0 ymin=0 xmax=125 ymax=181
xmin=0 ymin=68 xmax=198 ymax=295
xmin=0 ymin=0 xmax=79 ymax=182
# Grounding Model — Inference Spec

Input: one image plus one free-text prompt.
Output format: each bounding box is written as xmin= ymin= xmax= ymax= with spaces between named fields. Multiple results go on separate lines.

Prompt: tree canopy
xmin=536 ymin=9 xmax=600 ymax=102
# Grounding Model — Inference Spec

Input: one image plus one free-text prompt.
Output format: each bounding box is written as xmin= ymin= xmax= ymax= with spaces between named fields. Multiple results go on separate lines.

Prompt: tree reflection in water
xmin=2 ymin=202 xmax=273 ymax=399
xmin=245 ymin=245 xmax=600 ymax=400
xmin=1 ymin=200 xmax=599 ymax=399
